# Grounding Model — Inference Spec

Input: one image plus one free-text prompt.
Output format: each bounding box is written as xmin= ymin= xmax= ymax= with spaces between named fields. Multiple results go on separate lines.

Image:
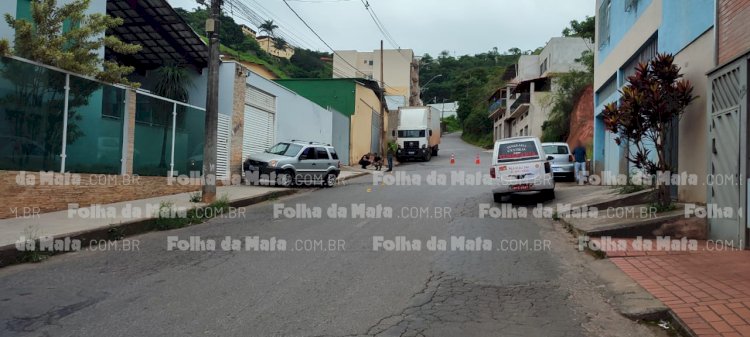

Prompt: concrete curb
xmin=586 ymin=189 xmax=656 ymax=210
xmin=0 ymin=188 xmax=301 ymax=268
xmin=560 ymin=219 xmax=689 ymax=334
xmin=0 ymin=172 xmax=370 ymax=268
xmin=588 ymin=259 xmax=670 ymax=321
xmin=668 ymin=310 xmax=699 ymax=337
xmin=337 ymin=171 xmax=369 ymax=182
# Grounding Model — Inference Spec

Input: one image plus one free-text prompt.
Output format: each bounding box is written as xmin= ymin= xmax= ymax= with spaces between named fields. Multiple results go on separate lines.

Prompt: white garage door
xmin=243 ymin=86 xmax=276 ymax=158
xmin=217 ymin=113 xmax=231 ymax=180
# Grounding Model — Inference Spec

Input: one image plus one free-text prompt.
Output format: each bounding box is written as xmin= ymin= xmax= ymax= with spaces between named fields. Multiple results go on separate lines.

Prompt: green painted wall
xmin=274 ymin=79 xmax=356 ymax=116
xmin=16 ymin=0 xmax=31 ymax=22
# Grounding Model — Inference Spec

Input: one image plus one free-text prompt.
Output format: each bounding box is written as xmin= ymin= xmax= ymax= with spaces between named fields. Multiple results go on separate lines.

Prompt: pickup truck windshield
xmin=266 ymin=143 xmax=303 ymax=157
xmin=497 ymin=141 xmax=540 ymax=162
xmin=398 ymin=130 xmax=426 ymax=138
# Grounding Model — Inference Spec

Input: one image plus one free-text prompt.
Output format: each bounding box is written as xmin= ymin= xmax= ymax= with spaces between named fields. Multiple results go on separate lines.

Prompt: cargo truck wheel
xmin=431 ymin=148 xmax=438 ymax=156
xmin=424 ymin=151 xmax=432 ymax=161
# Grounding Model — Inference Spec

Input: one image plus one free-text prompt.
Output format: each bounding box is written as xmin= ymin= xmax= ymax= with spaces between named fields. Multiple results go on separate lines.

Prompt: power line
xmin=359 ymin=0 xmax=398 ymax=49
xmin=244 ymin=0 xmax=323 ymax=49
xmin=281 ymin=0 xmax=402 ymax=93
xmin=225 ymin=0 xmax=320 ymax=51
xmin=282 ymin=0 xmax=369 ymax=78
xmin=357 ymin=0 xmax=411 ymax=65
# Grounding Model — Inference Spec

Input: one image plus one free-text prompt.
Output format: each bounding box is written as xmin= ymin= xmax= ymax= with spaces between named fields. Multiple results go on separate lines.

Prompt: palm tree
xmin=258 ymin=20 xmax=278 ymax=37
xmin=258 ymin=20 xmax=279 ymax=53
xmin=273 ymin=37 xmax=288 ymax=51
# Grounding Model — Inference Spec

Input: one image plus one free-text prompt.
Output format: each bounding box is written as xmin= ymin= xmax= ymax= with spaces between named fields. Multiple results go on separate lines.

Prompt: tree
xmin=507 ymin=47 xmax=522 ymax=56
xmin=601 ymin=53 xmax=696 ymax=208
xmin=273 ymin=37 xmax=288 ymax=51
xmin=0 ymin=0 xmax=141 ymax=171
xmin=259 ymin=20 xmax=278 ymax=37
xmin=542 ymin=50 xmax=594 ymax=142
xmin=153 ymin=64 xmax=192 ymax=169
xmin=562 ymin=16 xmax=595 ymax=41
xmin=0 ymin=0 xmax=141 ymax=85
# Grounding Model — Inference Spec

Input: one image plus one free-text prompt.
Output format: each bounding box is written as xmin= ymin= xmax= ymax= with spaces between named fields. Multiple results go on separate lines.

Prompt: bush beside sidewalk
xmin=0 ymin=170 xmax=369 ymax=268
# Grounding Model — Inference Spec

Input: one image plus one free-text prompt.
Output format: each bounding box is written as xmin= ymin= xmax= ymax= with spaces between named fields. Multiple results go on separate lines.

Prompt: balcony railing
xmin=509 ymin=93 xmax=530 ymax=113
xmin=488 ymin=98 xmax=506 ymax=114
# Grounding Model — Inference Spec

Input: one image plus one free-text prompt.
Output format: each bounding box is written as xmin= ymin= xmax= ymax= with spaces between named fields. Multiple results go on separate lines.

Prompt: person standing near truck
xmin=386 ymin=142 xmax=396 ymax=172
xmin=572 ymin=142 xmax=587 ymax=184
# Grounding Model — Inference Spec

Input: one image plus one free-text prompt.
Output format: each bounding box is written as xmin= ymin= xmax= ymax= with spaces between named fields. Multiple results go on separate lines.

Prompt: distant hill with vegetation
xmin=424 ymin=16 xmax=594 ymax=148
xmin=174 ymin=8 xmax=332 ymax=79
xmin=419 ymin=49 xmax=523 ymax=147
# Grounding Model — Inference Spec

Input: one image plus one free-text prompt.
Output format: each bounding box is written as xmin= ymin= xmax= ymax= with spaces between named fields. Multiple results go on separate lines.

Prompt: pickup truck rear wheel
xmin=541 ymin=189 xmax=555 ymax=201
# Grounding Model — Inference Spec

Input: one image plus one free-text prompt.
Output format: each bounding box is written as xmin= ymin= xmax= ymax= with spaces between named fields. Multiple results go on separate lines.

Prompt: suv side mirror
xmin=546 ymin=155 xmax=554 ymax=161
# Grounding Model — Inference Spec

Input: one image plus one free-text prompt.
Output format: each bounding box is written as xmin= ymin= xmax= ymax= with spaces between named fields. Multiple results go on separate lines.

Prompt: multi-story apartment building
xmin=706 ymin=0 xmax=750 ymax=245
xmin=332 ymin=49 xmax=417 ymax=104
xmin=489 ymin=37 xmax=589 ymax=141
xmin=593 ymin=0 xmax=713 ymax=205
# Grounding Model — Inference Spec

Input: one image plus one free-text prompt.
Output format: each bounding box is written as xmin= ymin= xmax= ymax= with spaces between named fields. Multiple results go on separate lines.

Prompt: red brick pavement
xmin=610 ymin=248 xmax=750 ymax=336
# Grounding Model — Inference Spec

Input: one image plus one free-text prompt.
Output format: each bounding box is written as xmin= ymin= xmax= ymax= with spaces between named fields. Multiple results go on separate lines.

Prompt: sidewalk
xmin=611 ymin=249 xmax=750 ymax=336
xmin=0 ymin=170 xmax=367 ymax=264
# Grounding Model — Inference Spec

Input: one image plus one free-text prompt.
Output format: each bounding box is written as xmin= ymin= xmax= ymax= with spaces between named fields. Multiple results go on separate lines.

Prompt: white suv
xmin=490 ymin=136 xmax=555 ymax=202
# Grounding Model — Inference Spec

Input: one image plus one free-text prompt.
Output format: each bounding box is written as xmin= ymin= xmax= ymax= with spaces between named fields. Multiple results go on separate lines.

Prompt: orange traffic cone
xmin=475 ymin=154 xmax=481 ymax=165
xmin=450 ymin=154 xmax=455 ymax=165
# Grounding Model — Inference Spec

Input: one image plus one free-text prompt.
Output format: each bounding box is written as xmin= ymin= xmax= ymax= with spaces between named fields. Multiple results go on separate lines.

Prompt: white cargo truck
xmin=394 ymin=106 xmax=441 ymax=161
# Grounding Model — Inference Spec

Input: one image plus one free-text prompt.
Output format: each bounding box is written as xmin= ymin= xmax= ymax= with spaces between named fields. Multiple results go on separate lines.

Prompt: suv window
xmin=329 ymin=148 xmax=339 ymax=160
xmin=315 ymin=147 xmax=330 ymax=160
xmin=497 ymin=141 xmax=540 ymax=163
xmin=543 ymin=145 xmax=569 ymax=155
xmin=267 ymin=142 xmax=303 ymax=157
xmin=300 ymin=147 xmax=317 ymax=160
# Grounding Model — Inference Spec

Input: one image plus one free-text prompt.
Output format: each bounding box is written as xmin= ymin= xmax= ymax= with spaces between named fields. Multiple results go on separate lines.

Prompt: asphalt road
xmin=0 ymin=133 xmax=662 ymax=337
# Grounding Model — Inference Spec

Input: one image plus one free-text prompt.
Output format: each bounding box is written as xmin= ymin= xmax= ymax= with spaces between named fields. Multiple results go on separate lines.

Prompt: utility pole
xmin=380 ymin=40 xmax=386 ymax=155
xmin=202 ymin=0 xmax=221 ymax=203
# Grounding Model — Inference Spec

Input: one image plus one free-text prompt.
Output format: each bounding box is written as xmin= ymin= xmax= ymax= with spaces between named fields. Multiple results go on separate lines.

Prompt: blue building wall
xmin=597 ymin=0 xmax=654 ymax=64
xmin=659 ymin=0 xmax=714 ymax=54
xmin=594 ymin=0 xmax=714 ymax=176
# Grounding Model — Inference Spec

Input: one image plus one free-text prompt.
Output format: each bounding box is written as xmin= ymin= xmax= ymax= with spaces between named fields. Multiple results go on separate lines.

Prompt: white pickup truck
xmin=489 ymin=136 xmax=555 ymax=202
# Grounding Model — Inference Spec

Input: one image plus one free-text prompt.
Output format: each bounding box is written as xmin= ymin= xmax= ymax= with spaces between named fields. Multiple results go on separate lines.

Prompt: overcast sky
xmin=166 ymin=0 xmax=594 ymax=57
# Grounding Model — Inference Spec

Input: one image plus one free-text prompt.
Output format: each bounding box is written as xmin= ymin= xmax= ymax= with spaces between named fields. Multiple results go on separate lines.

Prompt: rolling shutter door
xmin=217 ymin=113 xmax=231 ymax=180
xmin=243 ymin=86 xmax=276 ymax=158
